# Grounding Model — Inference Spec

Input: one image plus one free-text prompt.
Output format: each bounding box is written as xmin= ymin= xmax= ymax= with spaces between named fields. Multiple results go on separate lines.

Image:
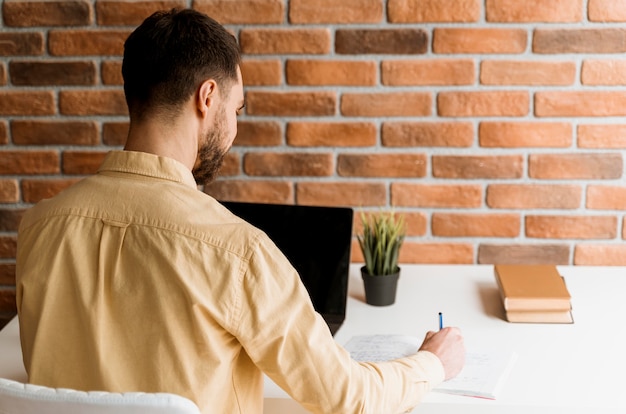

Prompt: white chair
xmin=0 ymin=377 xmax=201 ymax=414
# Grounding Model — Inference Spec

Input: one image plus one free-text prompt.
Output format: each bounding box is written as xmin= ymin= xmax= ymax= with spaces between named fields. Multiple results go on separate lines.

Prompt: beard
xmin=192 ymin=107 xmax=229 ymax=186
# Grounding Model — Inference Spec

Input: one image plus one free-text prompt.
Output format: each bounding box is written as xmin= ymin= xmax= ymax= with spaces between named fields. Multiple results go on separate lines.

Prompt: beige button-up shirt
xmin=16 ymin=150 xmax=444 ymax=414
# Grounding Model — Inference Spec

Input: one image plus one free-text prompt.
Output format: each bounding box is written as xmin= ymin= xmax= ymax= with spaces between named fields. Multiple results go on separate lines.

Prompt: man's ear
xmin=197 ymin=79 xmax=218 ymax=118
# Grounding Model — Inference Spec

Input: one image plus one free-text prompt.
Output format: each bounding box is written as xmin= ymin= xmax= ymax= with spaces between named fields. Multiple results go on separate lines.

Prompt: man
xmin=16 ymin=8 xmax=464 ymax=414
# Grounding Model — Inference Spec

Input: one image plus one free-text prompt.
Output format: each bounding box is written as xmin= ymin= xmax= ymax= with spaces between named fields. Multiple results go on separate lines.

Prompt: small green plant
xmin=357 ymin=210 xmax=406 ymax=276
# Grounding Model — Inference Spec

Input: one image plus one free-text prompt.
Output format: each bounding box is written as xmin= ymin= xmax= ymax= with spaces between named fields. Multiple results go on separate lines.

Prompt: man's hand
xmin=418 ymin=327 xmax=465 ymax=380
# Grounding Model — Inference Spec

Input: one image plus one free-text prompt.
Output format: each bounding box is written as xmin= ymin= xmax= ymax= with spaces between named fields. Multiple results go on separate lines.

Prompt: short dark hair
xmin=122 ymin=9 xmax=240 ymax=119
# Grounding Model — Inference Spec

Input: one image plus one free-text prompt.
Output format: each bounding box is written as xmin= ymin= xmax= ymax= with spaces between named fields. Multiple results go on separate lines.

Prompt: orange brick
xmin=388 ymin=0 xmax=480 ymax=23
xmin=239 ymin=29 xmax=330 ymax=54
xmin=0 ymin=122 xmax=7 ymax=145
xmin=195 ymin=0 xmax=284 ymax=24
xmin=578 ymin=124 xmax=626 ymax=149
xmin=217 ymin=153 xmax=240 ymax=177
xmin=391 ymin=183 xmax=482 ymax=208
xmin=487 ymin=184 xmax=582 ymax=209
xmin=480 ymin=60 xmax=575 ymax=86
xmin=337 ymin=153 xmax=427 ymax=178
xmin=0 ymin=236 xmax=17 ymax=259
xmin=433 ymin=213 xmax=520 ymax=237
xmin=0 ymin=208 xmax=24 ymax=232
xmin=234 ymin=121 xmax=282 ymax=146
xmin=59 ymin=90 xmax=128 ymax=116
xmin=289 ymin=0 xmax=382 ymax=23
xmin=3 ymin=0 xmax=91 ymax=26
xmin=244 ymin=152 xmax=333 ymax=176
xmin=287 ymin=122 xmax=376 ymax=147
xmin=527 ymin=215 xmax=617 ymax=239
xmin=575 ymin=245 xmax=626 ymax=265
xmin=382 ymin=122 xmax=473 ymax=147
xmin=479 ymin=122 xmax=572 ymax=148
xmin=0 ymin=180 xmax=19 ymax=203
xmin=478 ymin=244 xmax=570 ymax=265
xmin=204 ymin=180 xmax=294 ymax=204
xmin=101 ymin=60 xmax=123 ymax=85
xmin=12 ymin=121 xmax=99 ymax=146
xmin=433 ymin=28 xmax=526 ymax=54
xmin=96 ymin=1 xmax=186 ymax=25
xmin=0 ymin=263 xmax=16 ymax=285
xmin=0 ymin=151 xmax=59 ymax=175
xmin=286 ymin=60 xmax=376 ymax=86
xmin=297 ymin=182 xmax=386 ymax=207
xmin=589 ymin=0 xmax=626 ymax=22
xmin=587 ymin=186 xmax=626 ymax=210
xmin=0 ymin=91 xmax=54 ymax=116
xmin=0 ymin=64 xmax=5 ymax=86
xmin=246 ymin=91 xmax=336 ymax=116
xmin=21 ymin=178 xmax=84 ymax=203
xmin=433 ymin=155 xmax=523 ymax=179
xmin=354 ymin=211 xmax=427 ymax=237
xmin=48 ymin=30 xmax=129 ymax=56
xmin=10 ymin=61 xmax=96 ymax=86
xmin=103 ymin=122 xmax=128 ymax=146
xmin=438 ymin=91 xmax=528 ymax=117
xmin=536 ymin=91 xmax=626 ymax=117
xmin=486 ymin=0 xmax=582 ymax=22
xmin=529 ymin=153 xmax=623 ymax=179
xmin=533 ymin=29 xmax=626 ymax=53
xmin=341 ymin=92 xmax=431 ymax=117
xmin=581 ymin=60 xmax=626 ymax=85
xmin=399 ymin=243 xmax=474 ymax=264
xmin=241 ymin=60 xmax=282 ymax=86
xmin=382 ymin=59 xmax=474 ymax=86
xmin=62 ymin=151 xmax=107 ymax=175
xmin=0 ymin=32 xmax=43 ymax=56
xmin=336 ymin=29 xmax=427 ymax=54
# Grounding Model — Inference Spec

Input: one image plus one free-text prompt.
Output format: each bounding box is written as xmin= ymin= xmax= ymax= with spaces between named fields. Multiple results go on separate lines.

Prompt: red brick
xmin=536 ymin=92 xmax=626 ymax=117
xmin=290 ymin=0 xmax=382 ymax=23
xmin=487 ymin=184 xmax=582 ymax=209
xmin=96 ymin=1 xmax=185 ymax=25
xmin=195 ymin=0 xmax=283 ymax=24
xmin=0 ymin=122 xmax=7 ymax=145
xmin=101 ymin=60 xmax=123 ymax=85
xmin=575 ymin=245 xmax=626 ymax=265
xmin=0 ymin=64 xmax=6 ymax=85
xmin=529 ymin=153 xmax=623 ymax=179
xmin=21 ymin=179 xmax=80 ymax=203
xmin=478 ymin=244 xmax=570 ymax=265
xmin=217 ymin=153 xmax=240 ymax=177
xmin=243 ymin=152 xmax=333 ymax=176
xmin=286 ymin=60 xmax=376 ymax=86
xmin=62 ymin=151 xmax=107 ymax=175
xmin=578 ymin=124 xmax=626 ymax=149
xmin=382 ymin=122 xmax=473 ymax=147
xmin=0 ymin=288 xmax=16 ymax=312
xmin=3 ymin=0 xmax=91 ymax=26
xmin=0 ymin=91 xmax=54 ymax=116
xmin=48 ymin=30 xmax=129 ymax=56
xmin=335 ymin=29 xmax=427 ymax=54
xmin=438 ymin=91 xmax=528 ymax=117
xmin=0 ymin=151 xmax=59 ymax=175
xmin=103 ymin=122 xmax=128 ymax=146
xmin=240 ymin=29 xmax=330 ymax=54
xmin=12 ymin=121 xmax=98 ymax=146
xmin=433 ymin=29 xmax=526 ymax=54
xmin=337 ymin=153 xmax=427 ymax=178
xmin=581 ymin=60 xmax=626 ymax=85
xmin=59 ymin=90 xmax=128 ymax=116
xmin=479 ymin=122 xmax=572 ymax=148
xmin=433 ymin=213 xmax=520 ymax=237
xmin=341 ymin=92 xmax=431 ymax=117
xmin=388 ymin=0 xmax=480 ymax=23
xmin=246 ymin=91 xmax=336 ymax=116
xmin=10 ymin=60 xmax=96 ymax=86
xmin=0 ymin=208 xmax=24 ymax=232
xmin=399 ymin=243 xmax=474 ymax=264
xmin=587 ymin=186 xmax=626 ymax=210
xmin=391 ymin=183 xmax=482 ymax=208
xmin=287 ymin=122 xmax=376 ymax=147
xmin=204 ymin=180 xmax=294 ymax=204
xmin=0 ymin=180 xmax=19 ymax=203
xmin=0 ymin=236 xmax=17 ymax=259
xmin=480 ymin=60 xmax=575 ymax=86
xmin=241 ymin=60 xmax=282 ymax=86
xmin=533 ymin=29 xmax=626 ymax=54
xmin=297 ymin=182 xmax=386 ymax=207
xmin=382 ymin=59 xmax=474 ymax=86
xmin=0 ymin=264 xmax=16 ymax=285
xmin=433 ymin=155 xmax=523 ymax=179
xmin=589 ymin=0 xmax=626 ymax=22
xmin=486 ymin=0 xmax=582 ymax=22
xmin=0 ymin=32 xmax=44 ymax=55
xmin=526 ymin=215 xmax=617 ymax=239
xmin=234 ymin=121 xmax=282 ymax=146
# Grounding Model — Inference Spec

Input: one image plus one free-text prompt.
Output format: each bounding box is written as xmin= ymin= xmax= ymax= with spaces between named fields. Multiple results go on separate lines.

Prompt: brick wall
xmin=2 ymin=0 xmax=626 ymax=325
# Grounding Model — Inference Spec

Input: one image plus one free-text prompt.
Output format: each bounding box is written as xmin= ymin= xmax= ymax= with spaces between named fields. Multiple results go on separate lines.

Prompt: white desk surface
xmin=2 ymin=264 xmax=625 ymax=414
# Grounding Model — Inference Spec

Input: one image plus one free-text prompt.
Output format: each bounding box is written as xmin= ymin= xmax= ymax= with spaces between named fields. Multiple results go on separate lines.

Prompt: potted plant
xmin=357 ymin=210 xmax=406 ymax=306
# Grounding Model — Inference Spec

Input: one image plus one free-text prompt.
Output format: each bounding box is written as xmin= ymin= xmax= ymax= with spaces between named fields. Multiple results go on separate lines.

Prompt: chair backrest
xmin=0 ymin=378 xmax=201 ymax=414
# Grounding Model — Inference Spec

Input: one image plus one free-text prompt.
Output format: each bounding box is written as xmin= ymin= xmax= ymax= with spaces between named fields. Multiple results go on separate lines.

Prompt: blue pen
xmin=438 ymin=312 xmax=443 ymax=330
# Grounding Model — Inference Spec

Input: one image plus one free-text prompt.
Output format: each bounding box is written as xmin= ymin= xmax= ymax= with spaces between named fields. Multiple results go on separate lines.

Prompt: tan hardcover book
xmin=494 ymin=264 xmax=571 ymax=311
xmin=505 ymin=309 xmax=574 ymax=324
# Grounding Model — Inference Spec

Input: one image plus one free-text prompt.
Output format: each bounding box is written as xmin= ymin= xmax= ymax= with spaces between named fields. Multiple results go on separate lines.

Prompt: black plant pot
xmin=361 ymin=266 xmax=400 ymax=306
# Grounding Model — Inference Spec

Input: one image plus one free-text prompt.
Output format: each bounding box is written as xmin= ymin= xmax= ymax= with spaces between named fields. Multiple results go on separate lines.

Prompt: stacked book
xmin=494 ymin=264 xmax=573 ymax=324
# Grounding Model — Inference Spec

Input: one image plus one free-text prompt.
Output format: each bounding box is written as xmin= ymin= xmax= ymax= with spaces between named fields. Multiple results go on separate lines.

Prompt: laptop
xmin=220 ymin=201 xmax=354 ymax=336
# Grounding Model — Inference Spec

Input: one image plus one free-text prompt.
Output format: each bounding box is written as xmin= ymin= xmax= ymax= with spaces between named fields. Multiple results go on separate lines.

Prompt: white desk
xmin=2 ymin=265 xmax=625 ymax=413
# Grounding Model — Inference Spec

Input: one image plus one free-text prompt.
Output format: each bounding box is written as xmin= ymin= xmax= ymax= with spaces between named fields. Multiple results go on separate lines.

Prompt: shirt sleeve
xmin=230 ymin=232 xmax=445 ymax=414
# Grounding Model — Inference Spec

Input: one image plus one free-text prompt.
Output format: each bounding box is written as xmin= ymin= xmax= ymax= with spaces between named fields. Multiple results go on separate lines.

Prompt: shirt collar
xmin=98 ymin=150 xmax=198 ymax=189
